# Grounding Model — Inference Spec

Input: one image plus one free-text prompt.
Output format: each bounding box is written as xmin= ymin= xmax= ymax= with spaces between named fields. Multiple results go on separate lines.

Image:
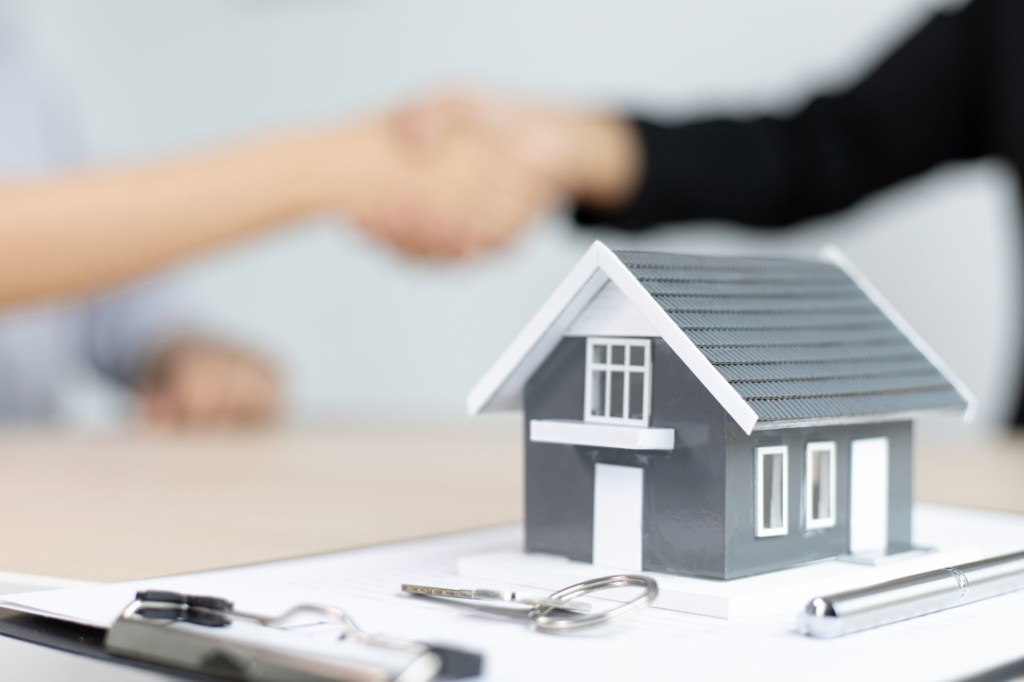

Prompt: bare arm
xmin=0 ymin=118 xmax=407 ymax=307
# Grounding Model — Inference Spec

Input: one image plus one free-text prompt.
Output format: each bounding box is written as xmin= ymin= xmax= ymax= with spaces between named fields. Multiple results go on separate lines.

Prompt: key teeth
xmin=410 ymin=586 xmax=469 ymax=599
xmin=402 ymin=584 xmax=590 ymax=611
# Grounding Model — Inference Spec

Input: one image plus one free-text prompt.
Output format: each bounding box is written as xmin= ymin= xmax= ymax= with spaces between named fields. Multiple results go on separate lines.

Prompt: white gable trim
xmin=467 ymin=242 xmax=761 ymax=435
xmin=595 ymin=245 xmax=759 ymax=434
xmin=565 ymin=281 xmax=660 ymax=337
xmin=820 ymin=245 xmax=976 ymax=422
xmin=467 ymin=244 xmax=607 ymax=414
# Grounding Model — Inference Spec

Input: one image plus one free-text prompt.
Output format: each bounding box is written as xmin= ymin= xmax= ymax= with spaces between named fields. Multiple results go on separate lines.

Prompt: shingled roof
xmin=468 ymin=241 xmax=973 ymax=434
xmin=614 ymin=250 xmax=969 ymax=424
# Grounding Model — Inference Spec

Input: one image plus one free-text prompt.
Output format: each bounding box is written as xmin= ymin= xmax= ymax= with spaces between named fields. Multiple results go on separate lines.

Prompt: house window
xmin=755 ymin=446 xmax=788 ymax=537
xmin=584 ymin=338 xmax=652 ymax=427
xmin=805 ymin=441 xmax=837 ymax=530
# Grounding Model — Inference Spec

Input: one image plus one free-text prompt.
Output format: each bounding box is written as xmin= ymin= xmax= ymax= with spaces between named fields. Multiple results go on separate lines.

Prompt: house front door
xmin=849 ymin=437 xmax=890 ymax=555
xmin=592 ymin=463 xmax=644 ymax=570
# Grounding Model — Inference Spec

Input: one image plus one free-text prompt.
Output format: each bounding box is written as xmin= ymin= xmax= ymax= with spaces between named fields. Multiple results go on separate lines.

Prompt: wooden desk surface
xmin=0 ymin=426 xmax=1020 ymax=583
xmin=0 ymin=426 xmax=524 ymax=583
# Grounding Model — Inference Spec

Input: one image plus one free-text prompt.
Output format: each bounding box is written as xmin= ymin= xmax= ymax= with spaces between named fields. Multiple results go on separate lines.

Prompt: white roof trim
xmin=467 ymin=243 xmax=607 ymax=415
xmin=751 ymin=409 xmax=954 ymax=431
xmin=594 ymin=244 xmax=760 ymax=434
xmin=819 ymin=245 xmax=976 ymax=422
xmin=467 ymin=241 xmax=761 ymax=435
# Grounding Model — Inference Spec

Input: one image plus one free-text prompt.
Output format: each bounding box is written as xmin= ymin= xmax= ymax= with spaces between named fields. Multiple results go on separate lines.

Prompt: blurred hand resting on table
xmin=140 ymin=339 xmax=280 ymax=429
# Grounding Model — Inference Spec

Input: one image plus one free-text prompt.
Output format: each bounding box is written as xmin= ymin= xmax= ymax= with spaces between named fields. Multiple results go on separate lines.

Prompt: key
xmin=401 ymin=584 xmax=591 ymax=612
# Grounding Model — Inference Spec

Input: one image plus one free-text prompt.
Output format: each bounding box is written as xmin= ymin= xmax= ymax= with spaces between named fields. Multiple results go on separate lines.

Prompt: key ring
xmin=528 ymin=574 xmax=658 ymax=634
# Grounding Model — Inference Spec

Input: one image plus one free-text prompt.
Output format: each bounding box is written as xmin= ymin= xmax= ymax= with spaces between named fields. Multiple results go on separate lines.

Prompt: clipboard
xmin=0 ymin=604 xmax=482 ymax=682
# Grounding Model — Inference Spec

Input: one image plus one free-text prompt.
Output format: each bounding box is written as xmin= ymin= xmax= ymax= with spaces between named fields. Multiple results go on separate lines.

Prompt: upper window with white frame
xmin=584 ymin=338 xmax=652 ymax=427
xmin=755 ymin=445 xmax=788 ymax=537
xmin=805 ymin=441 xmax=837 ymax=530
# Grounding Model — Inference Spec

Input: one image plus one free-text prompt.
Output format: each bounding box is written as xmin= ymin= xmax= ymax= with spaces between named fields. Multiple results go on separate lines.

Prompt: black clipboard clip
xmin=104 ymin=590 xmax=481 ymax=682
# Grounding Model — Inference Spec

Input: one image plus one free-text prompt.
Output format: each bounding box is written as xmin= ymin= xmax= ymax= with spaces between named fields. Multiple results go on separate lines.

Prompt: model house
xmin=468 ymin=242 xmax=972 ymax=579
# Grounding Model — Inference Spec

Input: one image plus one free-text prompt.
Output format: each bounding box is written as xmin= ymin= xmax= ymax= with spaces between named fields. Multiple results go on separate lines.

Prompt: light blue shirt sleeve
xmin=0 ymin=10 xmax=201 ymax=417
xmin=82 ymin=281 xmax=196 ymax=386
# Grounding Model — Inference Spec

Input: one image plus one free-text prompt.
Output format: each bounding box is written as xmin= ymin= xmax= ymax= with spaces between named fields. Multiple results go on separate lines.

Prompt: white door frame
xmin=592 ymin=463 xmax=644 ymax=570
xmin=849 ymin=437 xmax=890 ymax=555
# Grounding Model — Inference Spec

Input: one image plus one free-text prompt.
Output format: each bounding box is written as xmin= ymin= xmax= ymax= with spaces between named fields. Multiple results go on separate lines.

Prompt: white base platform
xmin=457 ymin=546 xmax=979 ymax=619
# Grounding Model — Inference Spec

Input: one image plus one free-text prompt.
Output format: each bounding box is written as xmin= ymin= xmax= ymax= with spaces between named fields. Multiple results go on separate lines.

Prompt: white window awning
xmin=529 ymin=419 xmax=675 ymax=451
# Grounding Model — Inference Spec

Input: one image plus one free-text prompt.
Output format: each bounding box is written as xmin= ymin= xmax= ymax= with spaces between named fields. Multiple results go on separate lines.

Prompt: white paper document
xmin=5 ymin=504 xmax=1024 ymax=682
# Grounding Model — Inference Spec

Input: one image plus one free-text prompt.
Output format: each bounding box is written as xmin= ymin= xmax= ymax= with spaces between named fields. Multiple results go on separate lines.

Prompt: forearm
xmin=572 ymin=3 xmax=988 ymax=230
xmin=558 ymin=114 xmax=644 ymax=214
xmin=0 ymin=126 xmax=369 ymax=307
xmin=576 ymin=117 xmax=806 ymax=229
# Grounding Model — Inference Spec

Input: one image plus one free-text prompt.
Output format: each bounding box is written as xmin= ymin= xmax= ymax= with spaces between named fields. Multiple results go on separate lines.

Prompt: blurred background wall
xmin=2 ymin=0 xmax=1017 ymax=433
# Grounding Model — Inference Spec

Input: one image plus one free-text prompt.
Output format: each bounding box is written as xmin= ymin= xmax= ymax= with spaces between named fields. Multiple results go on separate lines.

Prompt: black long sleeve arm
xmin=579 ymin=0 xmax=1001 ymax=229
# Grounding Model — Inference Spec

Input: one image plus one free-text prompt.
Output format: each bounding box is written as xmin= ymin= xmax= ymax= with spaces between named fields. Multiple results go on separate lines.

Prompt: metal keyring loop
xmin=529 ymin=574 xmax=658 ymax=634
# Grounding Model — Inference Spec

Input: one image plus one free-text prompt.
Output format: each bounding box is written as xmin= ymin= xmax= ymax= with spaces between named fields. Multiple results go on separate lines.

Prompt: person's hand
xmin=330 ymin=111 xmax=558 ymax=259
xmin=139 ymin=339 xmax=280 ymax=429
xmin=395 ymin=92 xmax=644 ymax=219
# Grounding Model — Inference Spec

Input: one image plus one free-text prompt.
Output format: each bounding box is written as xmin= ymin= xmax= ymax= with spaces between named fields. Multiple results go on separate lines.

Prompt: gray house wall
xmin=723 ymin=419 xmax=912 ymax=578
xmin=524 ymin=337 xmax=730 ymax=576
xmin=523 ymin=336 xmax=914 ymax=579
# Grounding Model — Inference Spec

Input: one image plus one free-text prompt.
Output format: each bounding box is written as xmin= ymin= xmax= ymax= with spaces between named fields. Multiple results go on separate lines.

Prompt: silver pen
xmin=799 ymin=550 xmax=1024 ymax=638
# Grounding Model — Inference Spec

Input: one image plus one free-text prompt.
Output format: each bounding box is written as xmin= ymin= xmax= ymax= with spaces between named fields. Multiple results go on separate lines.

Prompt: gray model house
xmin=468 ymin=242 xmax=972 ymax=579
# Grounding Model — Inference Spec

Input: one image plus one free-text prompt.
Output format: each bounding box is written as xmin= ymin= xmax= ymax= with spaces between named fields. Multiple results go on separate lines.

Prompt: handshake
xmin=0 ymin=91 xmax=644 ymax=428
xmin=328 ymin=93 xmax=642 ymax=259
xmin=0 ymin=92 xmax=639 ymax=309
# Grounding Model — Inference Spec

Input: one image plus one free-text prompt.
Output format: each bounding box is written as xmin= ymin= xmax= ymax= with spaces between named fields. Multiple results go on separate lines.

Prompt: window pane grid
xmin=585 ymin=338 xmax=651 ymax=426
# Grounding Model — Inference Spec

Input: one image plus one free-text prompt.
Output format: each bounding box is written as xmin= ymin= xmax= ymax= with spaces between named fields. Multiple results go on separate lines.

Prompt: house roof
xmin=467 ymin=241 xmax=973 ymax=435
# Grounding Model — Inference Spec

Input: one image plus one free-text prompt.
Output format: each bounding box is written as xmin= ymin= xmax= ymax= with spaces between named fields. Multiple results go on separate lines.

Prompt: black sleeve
xmin=578 ymin=0 xmax=994 ymax=229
